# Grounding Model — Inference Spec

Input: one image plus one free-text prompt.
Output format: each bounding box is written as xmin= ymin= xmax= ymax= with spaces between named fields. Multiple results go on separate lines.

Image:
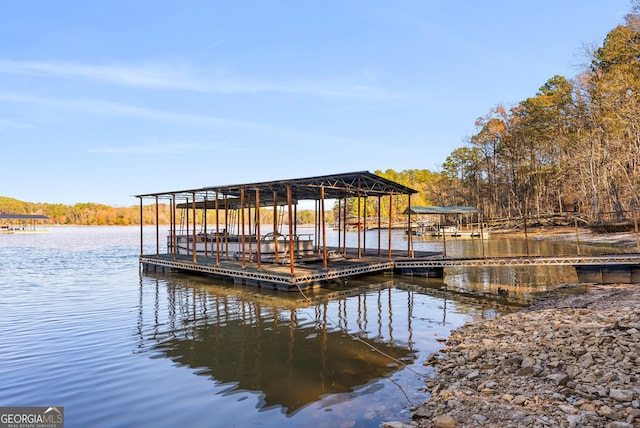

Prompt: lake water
xmin=0 ymin=226 xmax=597 ymax=427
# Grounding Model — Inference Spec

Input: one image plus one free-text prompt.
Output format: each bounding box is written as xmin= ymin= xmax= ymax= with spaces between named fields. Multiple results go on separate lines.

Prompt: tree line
xmin=0 ymin=197 xmax=162 ymax=225
xmin=437 ymin=4 xmax=640 ymax=224
xmin=0 ymin=196 xmax=327 ymax=226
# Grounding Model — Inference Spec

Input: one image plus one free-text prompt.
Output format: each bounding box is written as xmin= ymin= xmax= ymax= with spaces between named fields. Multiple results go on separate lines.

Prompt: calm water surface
xmin=1 ymin=226 xmax=596 ymax=427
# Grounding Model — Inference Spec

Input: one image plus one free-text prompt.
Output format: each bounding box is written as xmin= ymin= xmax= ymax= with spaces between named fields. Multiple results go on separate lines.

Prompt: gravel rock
xmin=413 ymin=284 xmax=640 ymax=428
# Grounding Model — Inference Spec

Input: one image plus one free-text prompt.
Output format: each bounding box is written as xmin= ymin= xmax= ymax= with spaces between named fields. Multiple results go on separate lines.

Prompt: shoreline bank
xmin=402 ymin=284 xmax=640 ymax=427
xmin=380 ymin=227 xmax=640 ymax=427
xmin=491 ymin=225 xmax=640 ymax=250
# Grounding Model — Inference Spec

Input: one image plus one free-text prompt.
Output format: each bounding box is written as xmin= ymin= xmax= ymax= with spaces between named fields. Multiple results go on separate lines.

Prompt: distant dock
xmin=0 ymin=214 xmax=50 ymax=234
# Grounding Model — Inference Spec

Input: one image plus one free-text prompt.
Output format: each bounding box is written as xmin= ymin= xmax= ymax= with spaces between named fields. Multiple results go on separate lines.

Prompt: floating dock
xmin=135 ymin=171 xmax=640 ymax=289
xmin=402 ymin=205 xmax=488 ymax=240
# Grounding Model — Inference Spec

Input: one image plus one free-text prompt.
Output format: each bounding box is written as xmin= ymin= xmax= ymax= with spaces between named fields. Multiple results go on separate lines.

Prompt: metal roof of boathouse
xmin=0 ymin=214 xmax=50 ymax=220
xmin=135 ymin=171 xmax=418 ymax=202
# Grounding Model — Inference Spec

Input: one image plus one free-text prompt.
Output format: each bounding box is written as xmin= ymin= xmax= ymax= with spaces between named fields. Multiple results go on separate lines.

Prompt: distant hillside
xmin=0 ymin=196 xmax=168 ymax=225
xmin=0 ymin=196 xmax=323 ymax=226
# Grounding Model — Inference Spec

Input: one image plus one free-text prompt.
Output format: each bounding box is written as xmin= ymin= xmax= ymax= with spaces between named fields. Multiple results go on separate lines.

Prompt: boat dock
xmin=403 ymin=205 xmax=488 ymax=239
xmin=136 ymin=171 xmax=640 ymax=290
xmin=136 ymin=171 xmax=429 ymax=290
xmin=0 ymin=214 xmax=50 ymax=234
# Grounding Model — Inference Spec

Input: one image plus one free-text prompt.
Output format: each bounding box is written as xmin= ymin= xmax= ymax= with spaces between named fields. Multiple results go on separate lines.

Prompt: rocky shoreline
xmin=394 ymin=284 xmax=640 ymax=428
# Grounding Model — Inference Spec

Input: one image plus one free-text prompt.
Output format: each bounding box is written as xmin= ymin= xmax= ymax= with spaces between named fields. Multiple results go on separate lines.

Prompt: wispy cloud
xmin=0 ymin=91 xmax=259 ymax=128
xmin=88 ymin=142 xmax=201 ymax=155
xmin=0 ymin=60 xmax=196 ymax=90
xmin=0 ymin=117 xmax=30 ymax=129
xmin=0 ymin=59 xmax=398 ymax=99
xmin=0 ymin=91 xmax=370 ymax=148
xmin=87 ymin=141 xmax=257 ymax=156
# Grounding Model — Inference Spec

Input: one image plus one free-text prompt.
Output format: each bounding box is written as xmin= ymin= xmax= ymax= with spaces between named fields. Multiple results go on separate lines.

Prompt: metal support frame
xmin=256 ymin=188 xmax=261 ymax=269
xmin=287 ymin=184 xmax=295 ymax=274
xmin=393 ymin=254 xmax=640 ymax=269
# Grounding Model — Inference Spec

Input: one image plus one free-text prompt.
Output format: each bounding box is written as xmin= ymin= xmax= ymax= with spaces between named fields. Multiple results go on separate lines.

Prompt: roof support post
xmin=377 ymin=195 xmax=381 ymax=257
xmin=441 ymin=214 xmax=447 ymax=257
xmin=523 ymin=209 xmax=529 ymax=257
xmin=407 ymin=194 xmax=412 ymax=257
xmin=314 ymin=200 xmax=319 ymax=251
xmin=172 ymin=195 xmax=177 ymax=260
xmin=241 ymin=187 xmax=246 ymax=268
xmin=155 ymin=195 xmax=159 ymax=256
xmin=342 ymin=197 xmax=348 ymax=258
xmin=480 ymin=212 xmax=486 ymax=258
xmin=337 ymin=199 xmax=342 ymax=252
xmin=321 ymin=186 xmax=327 ymax=268
xmin=256 ymin=188 xmax=261 ymax=269
xmin=215 ymin=191 xmax=220 ymax=265
xmin=203 ymin=194 xmax=208 ymax=258
xmin=185 ymin=197 xmax=189 ymax=252
xmin=273 ymin=191 xmax=279 ymax=264
xmin=634 ymin=210 xmax=640 ymax=252
xmin=139 ymin=197 xmax=144 ymax=257
xmin=287 ymin=184 xmax=295 ymax=274
xmin=224 ymin=196 xmax=229 ymax=260
xmin=388 ymin=194 xmax=393 ymax=260
xmin=247 ymin=191 xmax=253 ymax=261
xmin=357 ymin=195 xmax=362 ymax=258
xmin=363 ymin=196 xmax=367 ymax=256
xmin=192 ymin=192 xmax=197 ymax=264
xmin=357 ymin=178 xmax=362 ymax=258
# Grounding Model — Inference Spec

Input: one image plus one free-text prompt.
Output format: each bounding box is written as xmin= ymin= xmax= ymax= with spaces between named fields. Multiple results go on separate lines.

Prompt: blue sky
xmin=0 ymin=1 xmax=630 ymax=206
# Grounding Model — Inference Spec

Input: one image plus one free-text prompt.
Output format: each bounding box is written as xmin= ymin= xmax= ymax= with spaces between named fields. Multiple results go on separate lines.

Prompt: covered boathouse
xmin=0 ymin=214 xmax=50 ymax=233
xmin=136 ymin=171 xmax=441 ymax=290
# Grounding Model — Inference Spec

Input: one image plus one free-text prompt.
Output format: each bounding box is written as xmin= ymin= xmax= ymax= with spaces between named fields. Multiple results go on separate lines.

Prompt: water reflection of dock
xmin=137 ymin=277 xmax=418 ymax=413
xmin=136 ymin=272 xmax=526 ymax=414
